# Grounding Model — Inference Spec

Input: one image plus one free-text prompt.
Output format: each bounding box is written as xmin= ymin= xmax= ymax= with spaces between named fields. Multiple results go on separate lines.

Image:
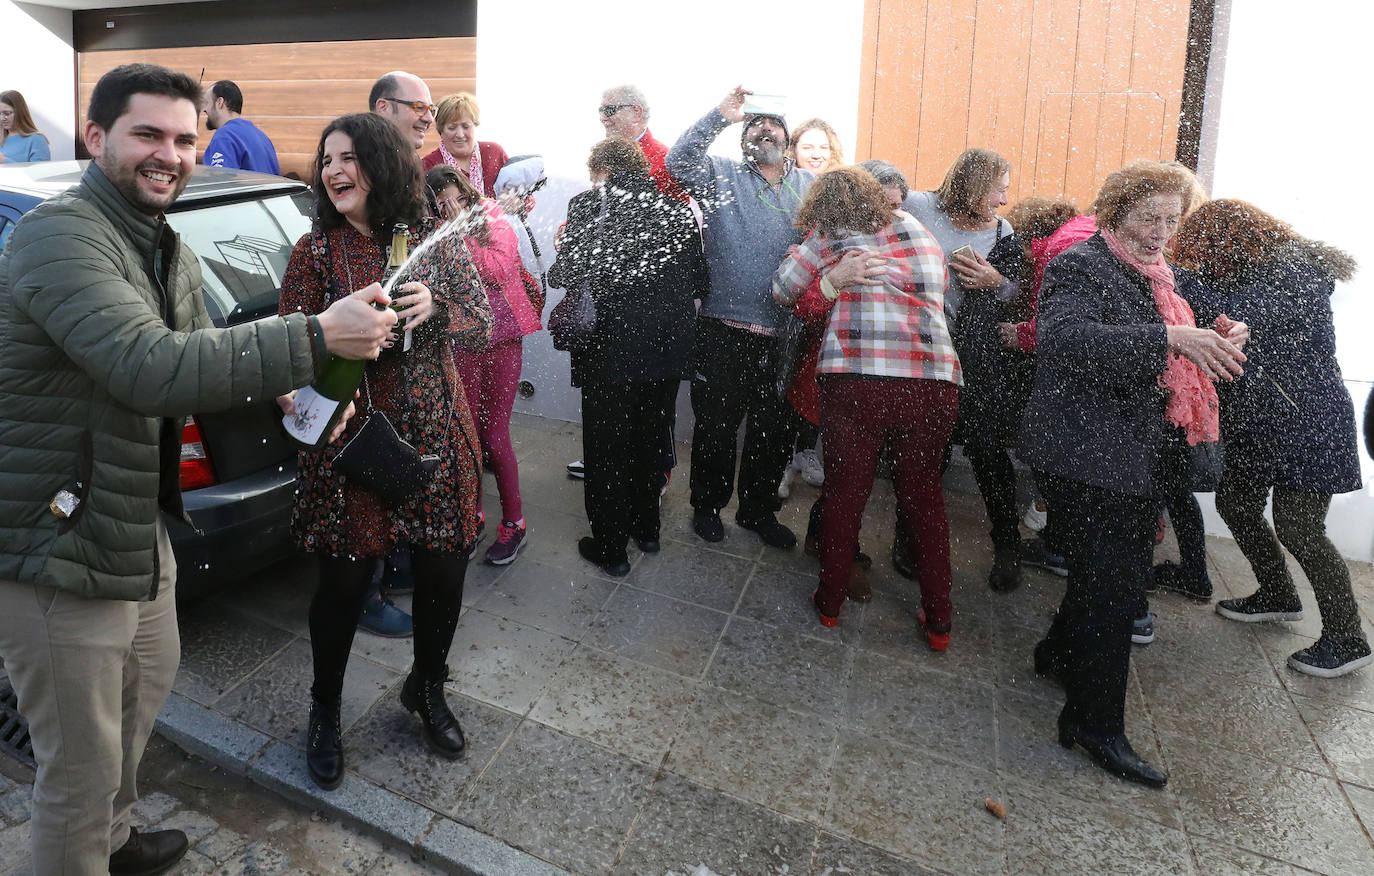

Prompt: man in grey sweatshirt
xmin=668 ymin=86 xmax=814 ymax=547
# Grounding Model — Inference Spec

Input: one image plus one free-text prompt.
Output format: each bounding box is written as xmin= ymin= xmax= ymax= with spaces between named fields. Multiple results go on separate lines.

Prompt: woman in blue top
xmin=0 ymin=91 xmax=51 ymax=163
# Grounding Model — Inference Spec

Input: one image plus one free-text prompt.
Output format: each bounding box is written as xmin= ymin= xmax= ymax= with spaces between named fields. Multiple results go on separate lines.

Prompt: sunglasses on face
xmin=384 ymin=97 xmax=437 ymax=116
xmin=599 ymin=104 xmax=635 ymax=118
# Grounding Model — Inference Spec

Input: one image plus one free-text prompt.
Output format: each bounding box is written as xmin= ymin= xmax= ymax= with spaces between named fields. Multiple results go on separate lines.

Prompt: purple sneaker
xmin=484 ymin=520 xmax=527 ymax=565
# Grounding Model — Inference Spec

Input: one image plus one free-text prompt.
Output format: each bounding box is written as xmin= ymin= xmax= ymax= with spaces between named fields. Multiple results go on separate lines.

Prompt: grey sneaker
xmin=1131 ymin=612 xmax=1156 ymax=645
xmin=1288 ymin=637 xmax=1374 ymax=678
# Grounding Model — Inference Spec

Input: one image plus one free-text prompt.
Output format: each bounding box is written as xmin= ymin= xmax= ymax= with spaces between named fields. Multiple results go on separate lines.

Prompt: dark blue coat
xmin=1192 ymin=242 xmax=1361 ymax=495
xmin=1018 ymin=233 xmax=1171 ymax=497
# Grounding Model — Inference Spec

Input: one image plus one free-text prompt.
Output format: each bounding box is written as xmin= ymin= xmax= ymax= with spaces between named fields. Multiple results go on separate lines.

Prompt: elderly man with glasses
xmin=597 ymin=84 xmax=688 ymax=203
xmin=369 ymin=70 xmax=436 ymax=151
xmin=667 ymin=86 xmax=814 ymax=548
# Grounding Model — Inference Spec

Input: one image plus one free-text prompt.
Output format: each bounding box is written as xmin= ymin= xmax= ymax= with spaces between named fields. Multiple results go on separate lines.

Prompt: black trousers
xmin=1216 ymin=479 xmax=1363 ymax=642
xmin=964 ymin=441 xmax=1022 ymax=549
xmin=310 ymin=548 xmax=467 ymax=704
xmin=1036 ymin=471 xmax=1155 ymax=737
xmin=582 ymin=378 xmax=678 ymax=562
xmin=689 ymin=319 xmax=797 ymax=520
xmin=1155 ymin=434 xmax=1209 ymax=588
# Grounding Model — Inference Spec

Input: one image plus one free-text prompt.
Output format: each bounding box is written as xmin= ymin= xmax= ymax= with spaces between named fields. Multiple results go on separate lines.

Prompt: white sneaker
xmin=1022 ymin=501 xmax=1047 ymax=532
xmin=796 ymin=448 xmax=824 ymax=487
xmin=777 ymin=463 xmax=795 ymax=499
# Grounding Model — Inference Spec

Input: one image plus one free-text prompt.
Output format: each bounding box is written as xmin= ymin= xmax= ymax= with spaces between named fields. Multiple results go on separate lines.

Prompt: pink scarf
xmin=1101 ymin=227 xmax=1219 ymax=446
xmin=438 ymin=140 xmax=484 ymax=193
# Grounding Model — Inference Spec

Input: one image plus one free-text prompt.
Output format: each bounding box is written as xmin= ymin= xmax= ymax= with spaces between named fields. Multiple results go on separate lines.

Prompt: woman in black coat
xmin=1175 ymin=199 xmax=1368 ymax=677
xmin=1020 ymin=162 xmax=1247 ymax=788
xmin=548 ymin=138 xmax=703 ymax=576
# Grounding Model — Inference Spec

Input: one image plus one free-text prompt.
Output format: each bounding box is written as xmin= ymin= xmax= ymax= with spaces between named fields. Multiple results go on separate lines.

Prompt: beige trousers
xmin=0 ymin=520 xmax=180 ymax=876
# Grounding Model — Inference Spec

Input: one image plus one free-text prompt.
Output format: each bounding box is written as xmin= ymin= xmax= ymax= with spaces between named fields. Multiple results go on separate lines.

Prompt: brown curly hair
xmin=1172 ymin=198 xmax=1361 ymax=284
xmin=795 ymin=165 xmax=895 ymax=237
xmin=1092 ymin=160 xmax=1195 ymax=230
xmin=1004 ymin=197 xmax=1078 ymax=241
xmin=587 ymin=137 xmax=650 ymax=179
xmin=786 ymin=118 xmax=845 ymax=173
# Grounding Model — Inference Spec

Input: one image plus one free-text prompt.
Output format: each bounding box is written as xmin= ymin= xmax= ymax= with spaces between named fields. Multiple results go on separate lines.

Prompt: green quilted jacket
xmin=0 ymin=162 xmax=319 ymax=600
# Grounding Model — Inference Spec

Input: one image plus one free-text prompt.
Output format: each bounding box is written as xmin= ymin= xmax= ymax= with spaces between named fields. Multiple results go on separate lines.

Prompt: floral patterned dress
xmin=278 ymin=219 xmax=493 ymax=558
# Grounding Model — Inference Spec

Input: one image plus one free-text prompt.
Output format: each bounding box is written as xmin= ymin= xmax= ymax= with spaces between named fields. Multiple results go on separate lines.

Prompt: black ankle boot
xmin=108 ymin=826 xmax=189 ymax=876
xmin=306 ymin=697 xmax=344 ymax=790
xmin=400 ymin=669 xmax=466 ymax=759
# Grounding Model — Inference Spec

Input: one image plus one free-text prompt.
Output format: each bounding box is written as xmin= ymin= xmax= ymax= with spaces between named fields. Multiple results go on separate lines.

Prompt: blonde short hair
xmin=435 ymin=92 xmax=480 ymax=130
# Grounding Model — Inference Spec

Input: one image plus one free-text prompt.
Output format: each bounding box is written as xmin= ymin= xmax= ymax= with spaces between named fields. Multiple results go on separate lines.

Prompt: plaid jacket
xmin=772 ymin=211 xmax=961 ymax=385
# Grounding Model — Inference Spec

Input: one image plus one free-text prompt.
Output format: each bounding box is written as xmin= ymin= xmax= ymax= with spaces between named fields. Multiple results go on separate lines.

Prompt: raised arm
xmin=667 ymin=88 xmax=747 ymax=202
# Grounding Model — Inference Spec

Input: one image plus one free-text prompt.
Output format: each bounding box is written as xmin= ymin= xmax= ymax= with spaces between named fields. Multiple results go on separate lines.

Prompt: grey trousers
xmin=0 ymin=520 xmax=180 ymax=875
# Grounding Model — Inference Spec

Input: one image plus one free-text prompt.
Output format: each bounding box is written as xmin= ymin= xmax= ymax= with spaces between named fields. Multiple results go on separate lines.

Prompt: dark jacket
xmin=548 ymin=173 xmax=703 ymax=387
xmin=0 ymin=162 xmax=318 ymax=599
xmin=1018 ymin=232 xmax=1171 ymax=496
xmin=1193 ymin=241 xmax=1361 ymax=494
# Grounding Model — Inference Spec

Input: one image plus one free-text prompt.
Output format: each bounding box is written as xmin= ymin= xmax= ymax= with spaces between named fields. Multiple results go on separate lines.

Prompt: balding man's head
xmin=369 ymin=70 xmax=434 ymax=150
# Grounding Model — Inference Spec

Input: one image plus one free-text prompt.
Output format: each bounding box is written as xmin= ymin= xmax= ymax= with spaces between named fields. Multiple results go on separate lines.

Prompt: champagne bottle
xmin=383 ymin=223 xmax=413 ymax=353
xmin=282 ymin=352 xmax=365 ymax=449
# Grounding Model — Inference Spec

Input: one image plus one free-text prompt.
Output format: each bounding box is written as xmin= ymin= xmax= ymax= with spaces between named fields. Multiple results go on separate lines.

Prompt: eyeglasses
xmin=384 ymin=97 xmax=437 ymax=117
xmin=598 ymin=104 xmax=635 ymax=118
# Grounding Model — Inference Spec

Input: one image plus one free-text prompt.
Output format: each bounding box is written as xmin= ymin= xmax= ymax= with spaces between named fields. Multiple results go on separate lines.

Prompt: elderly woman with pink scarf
xmin=1017 ymin=161 xmax=1248 ymax=789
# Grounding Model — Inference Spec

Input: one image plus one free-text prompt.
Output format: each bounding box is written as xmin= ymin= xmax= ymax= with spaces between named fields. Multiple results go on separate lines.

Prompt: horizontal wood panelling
xmin=858 ymin=0 xmax=1193 ymax=211
xmin=78 ymin=37 xmax=477 ymax=180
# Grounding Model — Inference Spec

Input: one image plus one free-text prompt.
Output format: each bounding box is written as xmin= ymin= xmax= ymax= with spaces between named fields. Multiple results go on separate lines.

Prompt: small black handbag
xmin=331 ymin=410 xmax=439 ymax=506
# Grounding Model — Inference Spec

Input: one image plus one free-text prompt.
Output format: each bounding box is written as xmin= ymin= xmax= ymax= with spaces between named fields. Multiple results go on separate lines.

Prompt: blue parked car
xmin=0 ymin=161 xmax=316 ymax=598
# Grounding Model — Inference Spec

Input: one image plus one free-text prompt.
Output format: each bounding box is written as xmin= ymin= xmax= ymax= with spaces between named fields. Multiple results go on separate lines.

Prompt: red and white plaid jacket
xmin=772 ymin=211 xmax=961 ymax=386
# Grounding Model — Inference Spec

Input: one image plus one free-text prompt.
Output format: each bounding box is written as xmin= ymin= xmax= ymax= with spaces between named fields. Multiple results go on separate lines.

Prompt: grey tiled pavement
xmin=14 ymin=411 xmax=1374 ymax=874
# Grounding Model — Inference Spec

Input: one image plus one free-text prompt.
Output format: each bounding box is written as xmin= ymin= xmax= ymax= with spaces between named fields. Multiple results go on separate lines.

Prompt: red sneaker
xmin=812 ymin=589 xmax=839 ymax=627
xmin=916 ymin=607 xmax=950 ymax=652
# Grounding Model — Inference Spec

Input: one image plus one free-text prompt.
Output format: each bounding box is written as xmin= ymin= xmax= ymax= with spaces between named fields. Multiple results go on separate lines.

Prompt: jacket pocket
xmin=56 ymin=430 xmax=94 ymax=536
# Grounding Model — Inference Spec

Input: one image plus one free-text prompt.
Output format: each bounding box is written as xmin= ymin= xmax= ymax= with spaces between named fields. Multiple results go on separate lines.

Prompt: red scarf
xmin=1101 ymin=227 xmax=1219 ymax=446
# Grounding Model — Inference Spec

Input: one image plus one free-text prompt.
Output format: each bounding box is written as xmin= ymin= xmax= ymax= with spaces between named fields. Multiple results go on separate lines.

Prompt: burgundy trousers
xmin=815 ymin=375 xmax=959 ymax=627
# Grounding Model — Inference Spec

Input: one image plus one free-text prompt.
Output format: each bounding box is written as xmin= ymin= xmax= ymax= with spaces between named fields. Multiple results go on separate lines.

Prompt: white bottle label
xmin=282 ymin=385 xmax=343 ymax=445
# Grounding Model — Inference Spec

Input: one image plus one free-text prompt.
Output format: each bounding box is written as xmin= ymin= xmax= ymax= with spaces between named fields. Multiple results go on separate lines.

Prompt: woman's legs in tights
xmin=310 ymin=555 xmax=375 ymax=704
xmin=409 ymin=547 xmax=469 ymax=679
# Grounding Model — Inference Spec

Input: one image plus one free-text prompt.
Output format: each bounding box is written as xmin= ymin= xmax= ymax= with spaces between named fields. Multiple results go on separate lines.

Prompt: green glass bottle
xmin=282 ymin=353 xmax=365 ymax=449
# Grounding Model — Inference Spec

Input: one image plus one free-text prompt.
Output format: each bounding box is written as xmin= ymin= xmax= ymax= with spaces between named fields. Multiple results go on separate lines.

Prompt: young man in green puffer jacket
xmin=0 ymin=63 xmax=394 ymax=876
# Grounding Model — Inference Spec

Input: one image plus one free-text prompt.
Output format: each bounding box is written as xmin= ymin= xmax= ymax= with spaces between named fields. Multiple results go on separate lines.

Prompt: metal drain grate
xmin=0 ymin=680 xmax=35 ymax=768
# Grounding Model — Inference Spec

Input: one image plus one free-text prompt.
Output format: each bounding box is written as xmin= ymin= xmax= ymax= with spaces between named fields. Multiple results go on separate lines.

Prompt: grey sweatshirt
xmin=667 ymin=108 xmax=813 ymax=330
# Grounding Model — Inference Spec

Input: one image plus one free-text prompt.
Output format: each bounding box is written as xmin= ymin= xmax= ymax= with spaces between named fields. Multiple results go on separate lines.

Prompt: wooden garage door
xmin=78 ymin=37 xmax=476 ymax=180
xmin=856 ymin=0 xmax=1193 ymax=210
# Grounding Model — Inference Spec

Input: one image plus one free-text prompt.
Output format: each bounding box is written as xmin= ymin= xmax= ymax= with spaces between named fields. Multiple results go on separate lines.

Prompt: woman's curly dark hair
xmin=795 ymin=165 xmax=894 ymax=238
xmin=312 ymin=112 xmax=423 ymax=238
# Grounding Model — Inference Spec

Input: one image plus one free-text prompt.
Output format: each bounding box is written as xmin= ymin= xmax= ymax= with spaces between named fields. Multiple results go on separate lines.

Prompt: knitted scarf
xmin=1101 ymin=227 xmax=1219 ymax=446
xmin=438 ymin=140 xmax=484 ymax=193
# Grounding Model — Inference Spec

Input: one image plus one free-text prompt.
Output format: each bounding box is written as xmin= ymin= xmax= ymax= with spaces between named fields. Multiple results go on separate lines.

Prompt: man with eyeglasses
xmin=597 ymin=84 xmax=688 ymax=203
xmin=369 ymin=70 xmax=436 ymax=151
xmin=667 ymin=86 xmax=814 ymax=549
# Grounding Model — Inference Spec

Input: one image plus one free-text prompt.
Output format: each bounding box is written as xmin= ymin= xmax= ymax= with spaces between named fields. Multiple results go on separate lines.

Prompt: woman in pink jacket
xmin=427 ymin=165 xmax=542 ymax=564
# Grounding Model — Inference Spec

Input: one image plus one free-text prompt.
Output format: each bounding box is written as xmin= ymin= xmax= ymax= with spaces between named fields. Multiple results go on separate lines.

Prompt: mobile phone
xmin=740 ymin=93 xmax=787 ymax=116
xmin=951 ymin=244 xmax=976 ymax=261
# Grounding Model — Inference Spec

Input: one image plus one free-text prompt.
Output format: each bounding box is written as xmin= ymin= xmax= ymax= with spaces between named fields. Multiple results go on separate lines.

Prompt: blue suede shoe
xmin=357 ymin=594 xmax=413 ymax=638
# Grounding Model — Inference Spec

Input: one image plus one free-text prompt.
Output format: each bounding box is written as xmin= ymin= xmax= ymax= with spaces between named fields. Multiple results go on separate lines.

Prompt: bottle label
xmin=283 ymin=385 xmax=343 ymax=445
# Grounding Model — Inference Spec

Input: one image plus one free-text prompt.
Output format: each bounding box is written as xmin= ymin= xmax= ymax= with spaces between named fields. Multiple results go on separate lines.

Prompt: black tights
xmin=309 ymin=548 xmax=468 ymax=704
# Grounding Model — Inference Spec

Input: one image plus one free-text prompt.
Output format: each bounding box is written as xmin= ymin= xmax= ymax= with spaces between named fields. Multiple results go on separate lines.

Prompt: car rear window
xmin=166 ymin=189 xmax=315 ymax=325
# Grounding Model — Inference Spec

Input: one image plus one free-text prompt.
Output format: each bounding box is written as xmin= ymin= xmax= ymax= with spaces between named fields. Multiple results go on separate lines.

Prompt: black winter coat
xmin=1191 ymin=241 xmax=1361 ymax=495
xmin=548 ymin=174 xmax=704 ymax=387
xmin=1018 ymin=232 xmax=1172 ymax=497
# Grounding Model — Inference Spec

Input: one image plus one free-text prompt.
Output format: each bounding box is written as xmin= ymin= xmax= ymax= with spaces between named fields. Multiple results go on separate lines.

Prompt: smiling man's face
xmin=85 ymin=92 xmax=198 ymax=215
xmin=743 ymin=115 xmax=786 ymax=164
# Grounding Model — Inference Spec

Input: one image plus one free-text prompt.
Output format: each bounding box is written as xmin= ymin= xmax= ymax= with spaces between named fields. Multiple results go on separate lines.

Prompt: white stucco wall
xmin=475 ymin=0 xmax=867 ymax=429
xmin=0 ymin=2 xmax=77 ymax=160
xmin=1198 ymin=0 xmax=1374 ymax=562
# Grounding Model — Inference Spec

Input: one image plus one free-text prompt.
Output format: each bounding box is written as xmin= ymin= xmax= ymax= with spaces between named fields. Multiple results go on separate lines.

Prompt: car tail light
xmin=180 ymin=415 xmax=217 ymax=490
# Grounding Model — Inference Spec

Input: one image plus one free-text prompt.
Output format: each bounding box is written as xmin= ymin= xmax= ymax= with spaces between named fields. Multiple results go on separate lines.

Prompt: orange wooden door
xmin=856 ymin=0 xmax=1192 ymax=210
xmin=78 ymin=37 xmax=477 ymax=180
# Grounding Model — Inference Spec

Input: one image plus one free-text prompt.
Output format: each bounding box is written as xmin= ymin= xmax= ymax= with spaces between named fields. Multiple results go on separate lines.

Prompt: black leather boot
xmin=108 ymin=825 xmax=189 ymax=876
xmin=400 ymin=668 xmax=466 ymax=759
xmin=306 ymin=697 xmax=344 ymax=790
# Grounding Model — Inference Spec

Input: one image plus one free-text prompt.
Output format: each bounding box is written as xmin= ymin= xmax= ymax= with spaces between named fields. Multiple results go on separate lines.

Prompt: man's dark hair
xmin=367 ymin=74 xmax=398 ymax=112
xmin=88 ymin=63 xmax=201 ymax=130
xmin=210 ymin=80 xmax=244 ymax=114
xmin=312 ymin=113 xmax=423 ymax=238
